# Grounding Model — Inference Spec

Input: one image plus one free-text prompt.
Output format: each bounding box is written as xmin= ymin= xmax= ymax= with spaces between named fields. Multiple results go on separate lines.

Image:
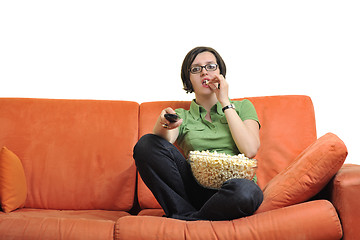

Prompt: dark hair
xmin=181 ymin=46 xmax=226 ymax=93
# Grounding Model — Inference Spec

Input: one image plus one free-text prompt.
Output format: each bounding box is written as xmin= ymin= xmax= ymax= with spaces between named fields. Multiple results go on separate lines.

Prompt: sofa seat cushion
xmin=0 ymin=208 xmax=130 ymax=240
xmin=116 ymin=200 xmax=342 ymax=240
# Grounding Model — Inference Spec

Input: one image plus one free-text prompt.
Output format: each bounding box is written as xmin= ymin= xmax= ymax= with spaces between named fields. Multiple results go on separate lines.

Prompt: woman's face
xmin=189 ymin=51 xmax=220 ymax=95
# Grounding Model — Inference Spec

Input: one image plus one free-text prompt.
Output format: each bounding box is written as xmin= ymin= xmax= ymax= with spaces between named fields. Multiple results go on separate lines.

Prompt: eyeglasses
xmin=189 ymin=63 xmax=218 ymax=74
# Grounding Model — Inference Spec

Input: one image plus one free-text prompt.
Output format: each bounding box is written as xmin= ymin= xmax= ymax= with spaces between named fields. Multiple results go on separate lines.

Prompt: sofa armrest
xmin=329 ymin=164 xmax=360 ymax=240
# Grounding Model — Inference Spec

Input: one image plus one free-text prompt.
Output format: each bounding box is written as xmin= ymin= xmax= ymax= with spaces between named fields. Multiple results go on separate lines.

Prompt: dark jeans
xmin=133 ymin=134 xmax=263 ymax=221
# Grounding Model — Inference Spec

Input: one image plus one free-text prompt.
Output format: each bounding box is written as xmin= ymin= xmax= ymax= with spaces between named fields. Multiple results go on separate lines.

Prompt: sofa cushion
xmin=0 ymin=209 xmax=130 ymax=240
xmin=0 ymin=98 xmax=138 ymax=211
xmin=116 ymin=200 xmax=342 ymax=240
xmin=0 ymin=147 xmax=27 ymax=213
xmin=256 ymin=133 xmax=347 ymax=213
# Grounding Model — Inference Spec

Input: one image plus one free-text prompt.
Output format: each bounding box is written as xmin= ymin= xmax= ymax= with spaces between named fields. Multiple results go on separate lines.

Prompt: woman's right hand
xmin=153 ymin=107 xmax=182 ymax=143
xmin=159 ymin=107 xmax=183 ymax=130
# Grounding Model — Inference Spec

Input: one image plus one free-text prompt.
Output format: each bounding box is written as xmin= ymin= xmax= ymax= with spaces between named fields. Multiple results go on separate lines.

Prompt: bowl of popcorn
xmin=188 ymin=150 xmax=257 ymax=189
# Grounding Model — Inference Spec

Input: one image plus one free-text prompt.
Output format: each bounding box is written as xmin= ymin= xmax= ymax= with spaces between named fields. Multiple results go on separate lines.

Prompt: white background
xmin=1 ymin=1 xmax=359 ymax=164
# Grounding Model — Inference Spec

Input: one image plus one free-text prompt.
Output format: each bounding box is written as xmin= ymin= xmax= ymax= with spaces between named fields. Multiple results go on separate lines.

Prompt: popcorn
xmin=188 ymin=150 xmax=257 ymax=189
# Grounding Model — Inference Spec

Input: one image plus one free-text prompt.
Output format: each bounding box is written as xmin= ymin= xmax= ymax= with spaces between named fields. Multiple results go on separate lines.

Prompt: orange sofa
xmin=0 ymin=96 xmax=358 ymax=240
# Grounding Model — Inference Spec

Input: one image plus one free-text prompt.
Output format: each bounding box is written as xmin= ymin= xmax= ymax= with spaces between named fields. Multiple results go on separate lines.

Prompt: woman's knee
xmin=133 ymin=133 xmax=174 ymax=166
xmin=133 ymin=134 xmax=159 ymax=164
xmin=135 ymin=133 xmax=168 ymax=152
xmin=222 ymin=178 xmax=263 ymax=215
xmin=134 ymin=134 xmax=156 ymax=153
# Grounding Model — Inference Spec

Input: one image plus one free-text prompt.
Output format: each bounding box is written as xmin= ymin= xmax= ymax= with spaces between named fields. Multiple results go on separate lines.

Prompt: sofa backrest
xmin=137 ymin=95 xmax=317 ymax=209
xmin=0 ymin=98 xmax=138 ymax=211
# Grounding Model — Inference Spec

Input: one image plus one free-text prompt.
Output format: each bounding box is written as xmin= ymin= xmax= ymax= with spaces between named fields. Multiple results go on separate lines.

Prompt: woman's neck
xmin=195 ymin=94 xmax=218 ymax=113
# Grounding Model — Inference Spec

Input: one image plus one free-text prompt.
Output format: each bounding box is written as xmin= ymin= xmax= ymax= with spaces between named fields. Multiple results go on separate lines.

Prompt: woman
xmin=133 ymin=46 xmax=263 ymax=221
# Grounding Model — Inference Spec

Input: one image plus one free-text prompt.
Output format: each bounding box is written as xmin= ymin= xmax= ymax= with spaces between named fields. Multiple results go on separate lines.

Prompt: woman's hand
xmin=208 ymin=74 xmax=231 ymax=107
xmin=159 ymin=108 xmax=183 ymax=130
xmin=153 ymin=107 xmax=182 ymax=143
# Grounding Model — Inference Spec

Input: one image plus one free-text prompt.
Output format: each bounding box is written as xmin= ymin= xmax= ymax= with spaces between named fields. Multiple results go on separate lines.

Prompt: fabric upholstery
xmin=330 ymin=164 xmax=360 ymax=240
xmin=0 ymin=209 xmax=130 ymax=240
xmin=0 ymin=208 xmax=130 ymax=220
xmin=0 ymin=147 xmax=27 ymax=213
xmin=256 ymin=132 xmax=348 ymax=213
xmin=115 ymin=200 xmax=342 ymax=240
xmin=0 ymin=98 xmax=138 ymax=211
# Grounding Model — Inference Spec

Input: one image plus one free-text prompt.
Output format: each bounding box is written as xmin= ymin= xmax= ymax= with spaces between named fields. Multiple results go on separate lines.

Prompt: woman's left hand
xmin=208 ymin=74 xmax=230 ymax=106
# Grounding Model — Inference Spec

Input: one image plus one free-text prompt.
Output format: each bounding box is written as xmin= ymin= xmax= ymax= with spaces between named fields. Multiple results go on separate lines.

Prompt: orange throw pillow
xmin=256 ymin=133 xmax=347 ymax=213
xmin=0 ymin=147 xmax=27 ymax=213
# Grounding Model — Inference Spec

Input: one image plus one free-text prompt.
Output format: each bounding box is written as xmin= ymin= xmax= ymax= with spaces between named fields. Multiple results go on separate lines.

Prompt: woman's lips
xmin=202 ymin=79 xmax=210 ymax=87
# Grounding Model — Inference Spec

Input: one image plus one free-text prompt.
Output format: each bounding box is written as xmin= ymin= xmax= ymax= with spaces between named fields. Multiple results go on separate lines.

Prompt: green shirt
xmin=175 ymin=99 xmax=260 ymax=158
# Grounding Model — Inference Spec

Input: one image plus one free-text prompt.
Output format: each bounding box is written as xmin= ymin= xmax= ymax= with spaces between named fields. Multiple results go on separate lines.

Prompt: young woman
xmin=133 ymin=46 xmax=263 ymax=221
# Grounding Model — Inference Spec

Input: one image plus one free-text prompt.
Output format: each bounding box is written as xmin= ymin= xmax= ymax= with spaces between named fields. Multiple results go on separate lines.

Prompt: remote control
xmin=164 ymin=113 xmax=180 ymax=123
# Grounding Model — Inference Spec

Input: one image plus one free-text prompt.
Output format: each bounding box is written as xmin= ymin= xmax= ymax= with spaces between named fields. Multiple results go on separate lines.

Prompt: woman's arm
xmin=209 ymin=74 xmax=260 ymax=158
xmin=223 ymin=109 xmax=260 ymax=158
xmin=153 ymin=107 xmax=182 ymax=144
